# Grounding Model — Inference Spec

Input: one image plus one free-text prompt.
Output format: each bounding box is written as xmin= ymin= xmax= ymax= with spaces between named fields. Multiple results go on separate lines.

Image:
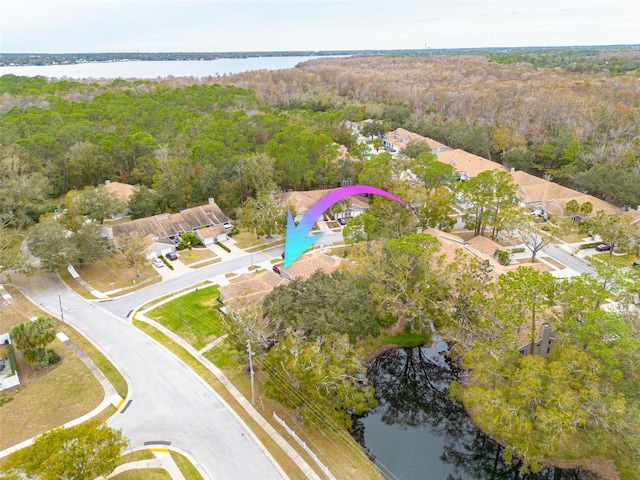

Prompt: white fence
xmin=0 ymin=372 xmax=20 ymax=391
xmin=272 ymin=412 xmax=337 ymax=480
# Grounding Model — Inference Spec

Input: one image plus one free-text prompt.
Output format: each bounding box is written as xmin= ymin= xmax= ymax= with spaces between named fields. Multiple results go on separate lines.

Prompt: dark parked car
xmin=166 ymin=252 xmax=178 ymax=261
xmin=272 ymin=264 xmax=282 ymax=275
xmin=633 ymin=261 xmax=640 ymax=267
xmin=337 ymin=218 xmax=346 ymax=226
xmin=595 ymin=244 xmax=611 ymax=252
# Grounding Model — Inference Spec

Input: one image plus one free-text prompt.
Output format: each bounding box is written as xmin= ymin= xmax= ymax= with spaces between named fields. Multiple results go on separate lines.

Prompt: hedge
xmin=161 ymin=256 xmax=174 ymax=270
xmin=215 ymin=241 xmax=231 ymax=253
xmin=579 ymin=241 xmax=601 ymax=250
xmin=7 ymin=343 xmax=18 ymax=374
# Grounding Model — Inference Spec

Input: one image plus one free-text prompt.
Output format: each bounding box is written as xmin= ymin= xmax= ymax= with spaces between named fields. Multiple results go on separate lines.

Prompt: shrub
xmin=7 ymin=344 xmax=18 ymax=374
xmin=23 ymin=347 xmax=60 ymax=369
xmin=228 ymin=226 xmax=240 ymax=236
xmin=47 ymin=349 xmax=61 ymax=365
xmin=378 ymin=312 xmax=397 ymax=328
xmin=160 ymin=256 xmax=174 ymax=270
xmin=508 ymin=247 xmax=526 ymax=253
xmin=580 ymin=241 xmax=601 ymax=250
xmin=493 ymin=249 xmax=510 ymax=266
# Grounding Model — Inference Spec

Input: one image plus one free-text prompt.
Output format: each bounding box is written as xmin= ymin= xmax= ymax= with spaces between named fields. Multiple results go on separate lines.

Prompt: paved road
xmin=543 ymin=243 xmax=596 ymax=276
xmin=11 ymin=233 xmax=345 ymax=478
xmin=99 ymin=233 xmax=343 ymax=319
xmin=12 ymin=272 xmax=285 ymax=480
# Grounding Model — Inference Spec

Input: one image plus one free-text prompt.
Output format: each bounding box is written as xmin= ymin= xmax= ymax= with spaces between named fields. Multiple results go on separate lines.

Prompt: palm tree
xmin=9 ymin=322 xmax=33 ymax=351
xmin=28 ymin=316 xmax=57 ymax=356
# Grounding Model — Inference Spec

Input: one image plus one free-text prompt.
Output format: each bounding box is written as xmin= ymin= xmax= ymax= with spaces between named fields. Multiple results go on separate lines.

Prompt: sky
xmin=1 ymin=0 xmax=639 ymax=53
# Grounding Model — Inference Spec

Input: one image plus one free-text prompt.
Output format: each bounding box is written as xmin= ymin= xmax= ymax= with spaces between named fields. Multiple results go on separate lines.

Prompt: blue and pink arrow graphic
xmin=283 ymin=185 xmax=408 ymax=268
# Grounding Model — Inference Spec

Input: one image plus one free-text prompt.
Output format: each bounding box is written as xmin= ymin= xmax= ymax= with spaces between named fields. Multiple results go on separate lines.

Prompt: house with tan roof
xmin=218 ymin=271 xmax=287 ymax=308
xmin=284 ymin=251 xmax=343 ymax=281
xmin=436 ymin=149 xmax=508 ymax=180
xmin=276 ymin=189 xmax=369 ymax=223
xmin=382 ymin=128 xmax=450 ymax=154
xmin=106 ymin=200 xmax=230 ymax=254
xmin=218 ymin=252 xmax=343 ymax=311
xmin=511 ymin=170 xmax=620 ymax=217
xmin=104 ymin=180 xmax=136 ymax=202
xmin=433 ymin=149 xmax=621 ymax=218
xmin=423 ymin=229 xmax=550 ymax=276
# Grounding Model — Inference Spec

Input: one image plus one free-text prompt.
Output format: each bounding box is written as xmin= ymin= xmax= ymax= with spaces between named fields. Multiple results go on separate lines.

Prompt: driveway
xmin=11 ymin=271 xmax=285 ymax=480
xmin=543 ymin=243 xmax=596 ymax=276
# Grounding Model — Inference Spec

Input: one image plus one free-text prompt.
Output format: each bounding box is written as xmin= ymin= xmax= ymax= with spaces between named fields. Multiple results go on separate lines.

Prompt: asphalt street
xmin=98 ymin=234 xmax=342 ymax=319
xmin=543 ymin=243 xmax=596 ymax=275
xmin=12 ymin=271 xmax=286 ymax=480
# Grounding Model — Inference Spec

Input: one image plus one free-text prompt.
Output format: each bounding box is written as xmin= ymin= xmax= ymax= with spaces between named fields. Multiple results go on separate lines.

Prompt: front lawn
xmin=144 ymin=286 xmax=226 ymax=350
xmin=59 ymin=255 xmax=160 ymax=297
xmin=230 ymin=231 xmax=265 ymax=249
xmin=110 ymin=469 xmax=171 ymax=480
xmin=177 ymin=248 xmax=217 ymax=266
xmin=0 ymin=337 xmax=103 ymax=450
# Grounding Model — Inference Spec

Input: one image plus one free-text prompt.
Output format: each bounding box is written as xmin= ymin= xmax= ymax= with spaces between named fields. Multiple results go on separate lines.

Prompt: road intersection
xmin=11 ymin=268 xmax=288 ymax=480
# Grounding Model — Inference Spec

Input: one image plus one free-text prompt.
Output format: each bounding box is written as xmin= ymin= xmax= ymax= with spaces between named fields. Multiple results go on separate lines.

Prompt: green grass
xmin=117 ymin=449 xmax=156 ymax=466
xmin=203 ymin=342 xmax=243 ymax=370
xmin=139 ymin=281 xmax=213 ymax=311
xmin=110 ymin=469 xmax=171 ymax=479
xmin=145 ymin=286 xmax=225 ymax=350
xmin=245 ymin=238 xmax=285 ymax=253
xmin=170 ymin=451 xmax=205 ymax=480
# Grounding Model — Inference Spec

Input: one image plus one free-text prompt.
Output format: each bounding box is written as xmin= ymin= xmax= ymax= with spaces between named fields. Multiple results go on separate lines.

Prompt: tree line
xmin=224 ymin=50 xmax=640 ymax=208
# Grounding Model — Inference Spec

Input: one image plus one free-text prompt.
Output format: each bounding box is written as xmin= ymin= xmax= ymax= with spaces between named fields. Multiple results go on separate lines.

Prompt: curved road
xmin=12 ymin=268 xmax=285 ymax=480
xmin=12 ymin=233 xmax=343 ymax=478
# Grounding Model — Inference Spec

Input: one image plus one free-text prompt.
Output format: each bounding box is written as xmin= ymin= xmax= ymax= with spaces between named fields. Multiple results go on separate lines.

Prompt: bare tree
xmin=517 ymin=223 xmax=552 ymax=261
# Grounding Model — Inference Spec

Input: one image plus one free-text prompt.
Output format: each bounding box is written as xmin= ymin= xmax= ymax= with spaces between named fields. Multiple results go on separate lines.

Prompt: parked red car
xmin=595 ymin=244 xmax=611 ymax=252
xmin=273 ymin=264 xmax=282 ymax=275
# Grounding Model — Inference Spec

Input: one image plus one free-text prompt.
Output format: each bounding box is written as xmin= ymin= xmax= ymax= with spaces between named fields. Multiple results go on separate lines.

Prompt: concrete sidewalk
xmin=105 ymin=449 xmax=186 ymax=480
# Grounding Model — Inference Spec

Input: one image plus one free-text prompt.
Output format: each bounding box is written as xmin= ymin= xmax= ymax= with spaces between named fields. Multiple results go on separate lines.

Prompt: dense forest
xmin=221 ymin=49 xmax=640 ymax=208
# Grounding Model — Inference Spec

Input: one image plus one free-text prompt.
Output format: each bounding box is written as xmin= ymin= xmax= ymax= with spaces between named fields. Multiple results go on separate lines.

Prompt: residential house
xmin=106 ymin=200 xmax=230 ymax=257
xmin=104 ymin=180 xmax=136 ymax=203
xmin=219 ymin=252 xmax=343 ymax=311
xmin=276 ymin=189 xmax=369 ymax=223
xmin=436 ymin=149 xmax=508 ymax=181
xmin=510 ymin=170 xmax=619 ymax=218
xmin=382 ymin=128 xmax=450 ymax=154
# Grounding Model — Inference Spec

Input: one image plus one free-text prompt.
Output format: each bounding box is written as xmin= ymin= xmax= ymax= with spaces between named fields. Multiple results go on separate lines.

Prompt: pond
xmin=351 ymin=339 xmax=588 ymax=480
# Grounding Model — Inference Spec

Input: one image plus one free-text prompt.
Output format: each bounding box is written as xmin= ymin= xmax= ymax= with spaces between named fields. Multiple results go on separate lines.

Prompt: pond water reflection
xmin=351 ymin=340 xmax=588 ymax=480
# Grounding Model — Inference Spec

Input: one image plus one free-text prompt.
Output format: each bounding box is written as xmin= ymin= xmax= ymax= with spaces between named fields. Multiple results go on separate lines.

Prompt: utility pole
xmin=58 ymin=295 xmax=64 ymax=323
xmin=247 ymin=339 xmax=255 ymax=405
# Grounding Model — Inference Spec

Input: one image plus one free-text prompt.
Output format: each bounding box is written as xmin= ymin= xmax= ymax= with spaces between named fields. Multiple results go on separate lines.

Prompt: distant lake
xmin=0 ymin=55 xmax=336 ymax=80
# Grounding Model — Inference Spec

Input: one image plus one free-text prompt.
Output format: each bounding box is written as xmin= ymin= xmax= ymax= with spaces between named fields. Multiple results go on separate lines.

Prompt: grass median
xmin=144 ymin=285 xmax=225 ymax=351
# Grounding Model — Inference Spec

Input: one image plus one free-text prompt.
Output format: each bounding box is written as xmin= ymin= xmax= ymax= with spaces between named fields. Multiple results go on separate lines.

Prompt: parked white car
xmin=153 ymin=258 xmax=164 ymax=268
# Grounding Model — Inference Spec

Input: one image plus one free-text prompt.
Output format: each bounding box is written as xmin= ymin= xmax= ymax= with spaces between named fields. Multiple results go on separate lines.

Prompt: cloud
xmin=1 ymin=1 xmax=638 ymax=53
